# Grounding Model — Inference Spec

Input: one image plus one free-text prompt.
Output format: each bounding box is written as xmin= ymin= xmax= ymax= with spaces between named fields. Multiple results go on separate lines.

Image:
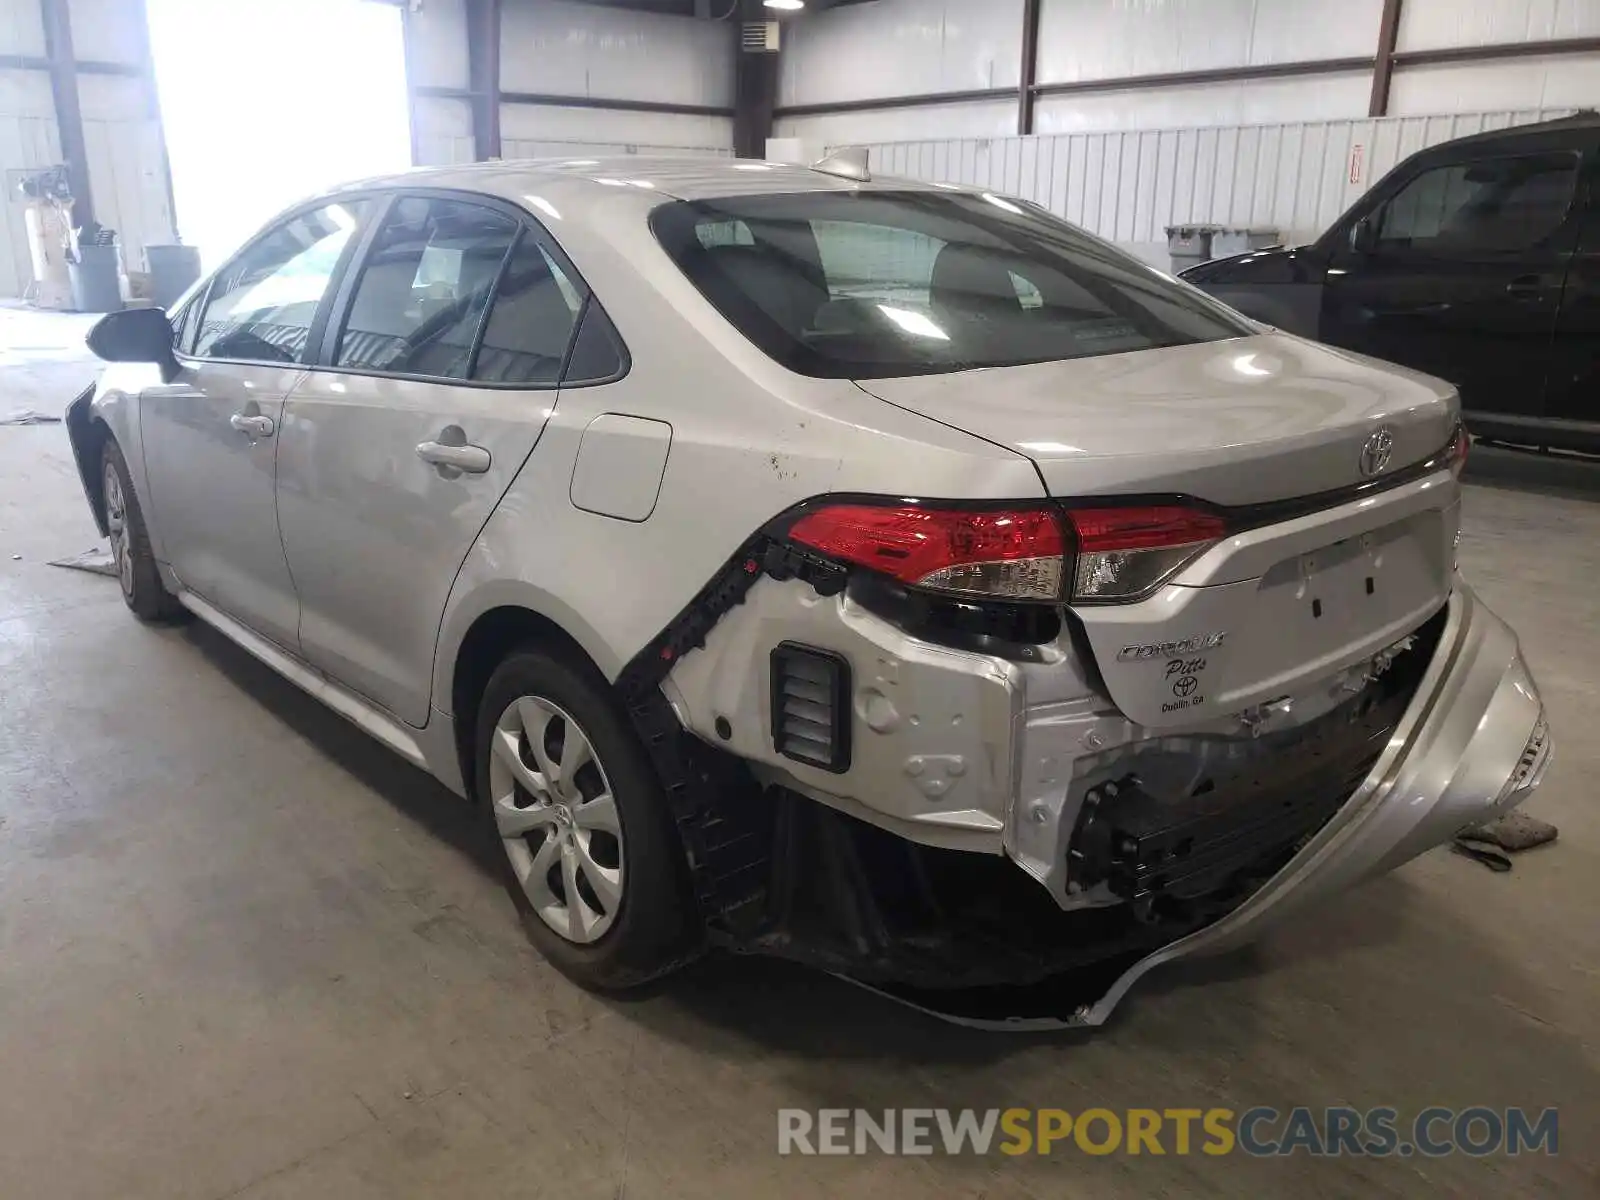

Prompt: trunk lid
xmin=854 ymin=332 xmax=1458 ymax=507
xmin=857 ymin=333 xmax=1462 ymax=727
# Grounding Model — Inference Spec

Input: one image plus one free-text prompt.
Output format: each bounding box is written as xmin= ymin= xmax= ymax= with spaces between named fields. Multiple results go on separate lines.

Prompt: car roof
xmin=1417 ymin=109 xmax=1600 ymax=154
xmin=325 ymin=155 xmax=978 ymax=208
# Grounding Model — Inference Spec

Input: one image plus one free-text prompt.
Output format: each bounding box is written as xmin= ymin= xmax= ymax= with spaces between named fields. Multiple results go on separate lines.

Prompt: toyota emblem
xmin=1359 ymin=427 xmax=1395 ymax=478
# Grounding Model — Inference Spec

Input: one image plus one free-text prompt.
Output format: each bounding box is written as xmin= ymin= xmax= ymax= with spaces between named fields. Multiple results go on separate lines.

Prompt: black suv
xmin=1183 ymin=112 xmax=1599 ymax=454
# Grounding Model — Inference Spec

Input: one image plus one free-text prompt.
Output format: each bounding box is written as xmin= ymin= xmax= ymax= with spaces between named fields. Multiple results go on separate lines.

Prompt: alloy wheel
xmin=489 ymin=695 xmax=624 ymax=943
xmin=103 ymin=460 xmax=134 ymax=600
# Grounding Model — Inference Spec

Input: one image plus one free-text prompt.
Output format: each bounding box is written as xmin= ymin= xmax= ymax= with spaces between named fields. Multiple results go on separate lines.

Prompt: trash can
xmin=1165 ymin=224 xmax=1222 ymax=274
xmin=68 ymin=244 xmax=123 ymax=313
xmin=146 ymin=243 xmax=203 ymax=309
xmin=1211 ymin=227 xmax=1282 ymax=258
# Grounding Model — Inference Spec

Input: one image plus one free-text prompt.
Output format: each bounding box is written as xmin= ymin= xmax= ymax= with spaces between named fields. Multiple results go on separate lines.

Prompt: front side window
xmin=1376 ymin=154 xmax=1578 ymax=254
xmin=336 ymin=197 xmax=520 ymax=379
xmin=194 ymin=200 xmax=367 ymax=363
xmin=652 ymin=191 xmax=1250 ymax=379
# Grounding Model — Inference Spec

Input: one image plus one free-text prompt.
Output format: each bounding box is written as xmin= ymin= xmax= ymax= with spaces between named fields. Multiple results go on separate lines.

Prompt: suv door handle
xmin=1505 ymin=274 xmax=1544 ymax=298
xmin=417 ymin=438 xmax=491 ymax=475
xmin=229 ymin=412 xmax=275 ymax=438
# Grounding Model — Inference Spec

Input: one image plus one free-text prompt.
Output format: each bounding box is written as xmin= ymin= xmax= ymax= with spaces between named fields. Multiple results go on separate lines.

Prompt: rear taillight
xmin=1447 ymin=422 xmax=1470 ymax=478
xmin=1065 ymin=505 xmax=1226 ymax=603
xmin=786 ymin=504 xmax=1066 ymax=601
xmin=784 ymin=500 xmax=1226 ymax=605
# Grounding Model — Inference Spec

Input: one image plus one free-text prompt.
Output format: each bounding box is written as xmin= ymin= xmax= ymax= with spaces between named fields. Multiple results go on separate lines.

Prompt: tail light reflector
xmin=1066 ymin=505 xmax=1227 ymax=603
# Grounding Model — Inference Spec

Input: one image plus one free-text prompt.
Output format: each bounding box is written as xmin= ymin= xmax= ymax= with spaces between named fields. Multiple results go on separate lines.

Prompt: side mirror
xmin=1348 ymin=216 xmax=1379 ymax=256
xmin=86 ymin=307 xmax=181 ymax=382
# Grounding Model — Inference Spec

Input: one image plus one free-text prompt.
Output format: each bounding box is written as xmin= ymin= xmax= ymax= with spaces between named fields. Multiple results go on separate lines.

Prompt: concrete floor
xmin=1 ymin=307 xmax=1597 ymax=1199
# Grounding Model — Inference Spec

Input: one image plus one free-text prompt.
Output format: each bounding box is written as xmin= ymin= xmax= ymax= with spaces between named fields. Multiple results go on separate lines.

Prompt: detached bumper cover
xmin=1065 ymin=579 xmax=1546 ymax=1028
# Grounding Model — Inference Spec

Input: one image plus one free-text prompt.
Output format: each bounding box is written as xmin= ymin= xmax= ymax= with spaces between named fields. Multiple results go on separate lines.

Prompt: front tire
xmin=474 ymin=645 xmax=702 ymax=990
xmin=102 ymin=440 xmax=185 ymax=623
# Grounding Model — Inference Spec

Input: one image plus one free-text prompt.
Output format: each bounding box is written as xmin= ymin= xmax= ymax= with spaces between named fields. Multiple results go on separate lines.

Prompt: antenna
xmin=811 ymin=147 xmax=870 ymax=182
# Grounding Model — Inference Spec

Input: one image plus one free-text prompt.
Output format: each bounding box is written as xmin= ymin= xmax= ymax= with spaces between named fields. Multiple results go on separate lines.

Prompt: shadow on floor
xmin=181 ymin=617 xmax=502 ymax=880
xmin=1465 ymin=443 xmax=1600 ymax=501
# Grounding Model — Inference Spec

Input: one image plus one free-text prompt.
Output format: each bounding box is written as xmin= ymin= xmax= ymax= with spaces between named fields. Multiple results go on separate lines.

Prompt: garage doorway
xmin=146 ymin=0 xmax=412 ymax=269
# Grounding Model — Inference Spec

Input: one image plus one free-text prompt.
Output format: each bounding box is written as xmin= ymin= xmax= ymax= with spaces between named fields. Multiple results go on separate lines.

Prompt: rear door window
xmin=335 ymin=196 xmax=520 ymax=379
xmin=1377 ymin=154 xmax=1579 ymax=253
xmin=194 ymin=200 xmax=367 ymax=363
xmin=652 ymin=191 xmax=1249 ymax=379
xmin=470 ymin=236 xmax=585 ymax=385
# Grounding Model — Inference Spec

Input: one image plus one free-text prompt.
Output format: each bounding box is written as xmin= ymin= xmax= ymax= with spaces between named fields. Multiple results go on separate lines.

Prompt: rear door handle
xmin=417 ymin=439 xmax=491 ymax=475
xmin=1505 ymin=274 xmax=1544 ymax=298
xmin=229 ymin=412 xmax=275 ymax=438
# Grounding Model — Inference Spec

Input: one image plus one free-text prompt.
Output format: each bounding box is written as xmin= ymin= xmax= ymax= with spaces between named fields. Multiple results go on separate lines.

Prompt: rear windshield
xmin=651 ymin=190 xmax=1251 ymax=379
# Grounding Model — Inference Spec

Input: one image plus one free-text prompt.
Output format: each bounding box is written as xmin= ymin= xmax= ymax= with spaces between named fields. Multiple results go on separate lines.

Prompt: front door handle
xmin=230 ymin=412 xmax=275 ymax=438
xmin=1505 ymin=274 xmax=1544 ymax=299
xmin=417 ymin=436 xmax=491 ymax=475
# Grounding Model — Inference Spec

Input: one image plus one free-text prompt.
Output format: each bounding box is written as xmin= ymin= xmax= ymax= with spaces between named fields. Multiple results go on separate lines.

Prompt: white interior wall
xmin=779 ymin=0 xmax=1600 ymax=140
xmin=778 ymin=0 xmax=1022 ymax=107
xmin=412 ymin=0 xmax=735 ymax=165
xmin=500 ymin=0 xmax=731 ymax=109
xmin=775 ymin=100 xmax=1017 ymax=147
xmin=500 ymin=104 xmax=731 ymax=158
xmin=1389 ymin=54 xmax=1600 ymax=114
xmin=773 ymin=0 xmax=1020 ymax=146
xmin=495 ymin=0 xmax=731 ymax=157
xmin=1034 ymin=72 xmax=1374 ymax=134
xmin=1035 ymin=0 xmax=1383 ymax=82
xmin=1396 ymin=0 xmax=1600 ymax=50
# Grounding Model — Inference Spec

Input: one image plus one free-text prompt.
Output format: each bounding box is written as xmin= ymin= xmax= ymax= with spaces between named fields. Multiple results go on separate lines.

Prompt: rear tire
xmin=102 ymin=440 xmax=186 ymax=623
xmin=474 ymin=644 xmax=702 ymax=990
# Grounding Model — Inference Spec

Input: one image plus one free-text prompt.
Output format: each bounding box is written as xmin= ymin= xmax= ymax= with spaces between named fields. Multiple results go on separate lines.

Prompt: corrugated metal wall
xmin=777 ymin=0 xmax=1600 ymax=150
xmin=412 ymin=0 xmax=734 ymax=168
xmin=851 ymin=107 xmax=1577 ymax=256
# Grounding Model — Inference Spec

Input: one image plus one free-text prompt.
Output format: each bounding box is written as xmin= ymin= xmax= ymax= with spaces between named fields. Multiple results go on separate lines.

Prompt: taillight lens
xmin=787 ymin=504 xmax=1066 ymax=601
xmin=785 ymin=500 xmax=1227 ymax=605
xmin=1446 ymin=422 xmax=1470 ymax=478
xmin=1065 ymin=505 xmax=1226 ymax=603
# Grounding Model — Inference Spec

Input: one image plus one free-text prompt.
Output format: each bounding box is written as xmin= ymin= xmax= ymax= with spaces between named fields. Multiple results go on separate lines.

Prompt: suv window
xmin=194 ymin=201 xmax=367 ymax=363
xmin=1377 ymin=154 xmax=1578 ymax=253
xmin=471 ymin=235 xmax=584 ymax=385
xmin=652 ymin=191 xmax=1250 ymax=379
xmin=336 ymin=197 xmax=520 ymax=379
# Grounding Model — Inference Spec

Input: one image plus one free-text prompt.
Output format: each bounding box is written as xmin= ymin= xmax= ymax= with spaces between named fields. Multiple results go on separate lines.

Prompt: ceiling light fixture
xmin=764 ymin=0 xmax=805 ymax=10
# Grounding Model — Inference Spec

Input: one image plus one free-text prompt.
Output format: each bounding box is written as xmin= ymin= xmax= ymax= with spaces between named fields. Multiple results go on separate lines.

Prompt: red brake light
xmin=1065 ymin=505 xmax=1226 ymax=602
xmin=787 ymin=504 xmax=1067 ymax=601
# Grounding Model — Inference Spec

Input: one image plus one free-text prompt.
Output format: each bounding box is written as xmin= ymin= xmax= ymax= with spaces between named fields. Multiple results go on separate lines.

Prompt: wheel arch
xmin=65 ymin=385 xmax=112 ymax=535
xmin=441 ymin=591 xmax=623 ymax=801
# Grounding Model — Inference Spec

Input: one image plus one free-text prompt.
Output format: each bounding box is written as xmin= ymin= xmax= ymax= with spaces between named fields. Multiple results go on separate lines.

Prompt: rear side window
xmin=471 ymin=236 xmax=584 ymax=385
xmin=1377 ymin=154 xmax=1578 ymax=253
xmin=336 ymin=197 xmax=519 ymax=379
xmin=652 ymin=191 xmax=1250 ymax=379
xmin=194 ymin=200 xmax=367 ymax=363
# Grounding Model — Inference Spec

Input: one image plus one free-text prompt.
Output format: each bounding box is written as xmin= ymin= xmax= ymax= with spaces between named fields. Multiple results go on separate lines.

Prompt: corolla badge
xmin=1359 ymin=426 xmax=1396 ymax=477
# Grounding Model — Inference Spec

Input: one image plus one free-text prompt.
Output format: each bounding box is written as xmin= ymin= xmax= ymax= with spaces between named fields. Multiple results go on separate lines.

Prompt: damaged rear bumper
xmin=656 ymin=571 xmax=1545 ymax=1027
xmin=1066 ymin=578 xmax=1547 ymax=1027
